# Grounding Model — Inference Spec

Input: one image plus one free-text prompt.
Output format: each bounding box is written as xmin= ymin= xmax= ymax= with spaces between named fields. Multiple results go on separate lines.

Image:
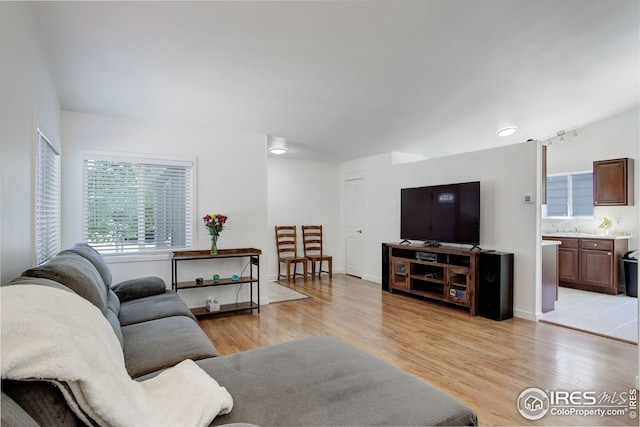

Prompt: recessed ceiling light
xmin=496 ymin=126 xmax=517 ymax=137
xmin=267 ymin=135 xmax=288 ymax=154
xmin=269 ymin=147 xmax=288 ymax=155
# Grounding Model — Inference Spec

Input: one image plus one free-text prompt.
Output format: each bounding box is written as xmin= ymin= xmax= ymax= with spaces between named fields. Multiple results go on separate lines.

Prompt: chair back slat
xmin=302 ymin=225 xmax=324 ymax=257
xmin=275 ymin=225 xmax=299 ymax=258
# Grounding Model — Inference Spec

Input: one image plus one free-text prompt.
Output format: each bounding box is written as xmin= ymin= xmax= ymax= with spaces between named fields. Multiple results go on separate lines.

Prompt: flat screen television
xmin=400 ymin=181 xmax=480 ymax=245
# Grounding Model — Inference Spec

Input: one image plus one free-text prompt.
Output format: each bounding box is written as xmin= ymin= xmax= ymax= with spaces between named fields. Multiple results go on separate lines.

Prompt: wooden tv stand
xmin=385 ymin=243 xmax=481 ymax=315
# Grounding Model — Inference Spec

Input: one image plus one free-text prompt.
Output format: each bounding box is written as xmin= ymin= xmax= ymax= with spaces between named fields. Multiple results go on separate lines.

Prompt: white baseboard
xmin=513 ymin=308 xmax=540 ymax=322
xmin=361 ymin=274 xmax=381 ymax=284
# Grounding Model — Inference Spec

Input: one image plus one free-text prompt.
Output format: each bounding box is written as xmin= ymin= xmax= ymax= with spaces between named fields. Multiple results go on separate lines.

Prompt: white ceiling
xmin=31 ymin=0 xmax=639 ymax=162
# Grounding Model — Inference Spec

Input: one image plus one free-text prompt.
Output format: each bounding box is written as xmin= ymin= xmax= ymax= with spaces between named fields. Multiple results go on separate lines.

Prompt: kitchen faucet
xmin=554 ymin=219 xmax=574 ymax=233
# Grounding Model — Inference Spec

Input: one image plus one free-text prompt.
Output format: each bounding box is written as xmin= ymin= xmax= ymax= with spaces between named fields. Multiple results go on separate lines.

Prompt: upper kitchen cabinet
xmin=593 ymin=158 xmax=634 ymax=206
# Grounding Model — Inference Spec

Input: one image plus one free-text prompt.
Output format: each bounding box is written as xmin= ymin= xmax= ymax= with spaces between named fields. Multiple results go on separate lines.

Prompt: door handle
xmin=356 ymin=229 xmax=363 ymax=233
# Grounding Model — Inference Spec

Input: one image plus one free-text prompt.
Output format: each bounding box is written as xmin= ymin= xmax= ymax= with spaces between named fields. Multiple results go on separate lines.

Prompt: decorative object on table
xmin=213 ymin=274 xmax=220 ymax=282
xmin=195 ymin=277 xmax=203 ymax=284
xmin=205 ymin=296 xmax=220 ymax=312
xmin=203 ymin=213 xmax=228 ymax=254
xmin=231 ymin=275 xmax=239 ymax=281
xmin=598 ymin=216 xmax=613 ymax=234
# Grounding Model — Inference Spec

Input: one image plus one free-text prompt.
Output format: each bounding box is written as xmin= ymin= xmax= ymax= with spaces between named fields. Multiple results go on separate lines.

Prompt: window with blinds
xmin=544 ymin=172 xmax=594 ymax=218
xmin=35 ymin=130 xmax=61 ymax=265
xmin=83 ymin=154 xmax=193 ymax=253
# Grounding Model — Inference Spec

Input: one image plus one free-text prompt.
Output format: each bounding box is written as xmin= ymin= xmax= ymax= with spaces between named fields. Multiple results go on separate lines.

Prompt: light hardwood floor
xmin=198 ymin=274 xmax=638 ymax=426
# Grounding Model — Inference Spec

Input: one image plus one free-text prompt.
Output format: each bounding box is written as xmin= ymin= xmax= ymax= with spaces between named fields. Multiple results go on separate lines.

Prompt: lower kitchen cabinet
xmin=544 ymin=236 xmax=629 ymax=295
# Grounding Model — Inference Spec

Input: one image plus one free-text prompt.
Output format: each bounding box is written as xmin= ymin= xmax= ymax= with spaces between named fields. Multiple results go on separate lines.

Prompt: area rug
xmin=268 ymin=281 xmax=310 ymax=304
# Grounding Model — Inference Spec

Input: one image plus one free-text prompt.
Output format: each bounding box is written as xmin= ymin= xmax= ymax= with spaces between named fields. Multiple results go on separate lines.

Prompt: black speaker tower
xmin=478 ymin=252 xmax=514 ymax=321
xmin=381 ymin=243 xmax=390 ymax=291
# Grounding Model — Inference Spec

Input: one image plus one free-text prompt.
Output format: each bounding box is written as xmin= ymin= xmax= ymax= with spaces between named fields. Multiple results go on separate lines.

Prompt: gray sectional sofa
xmin=1 ymin=243 xmax=478 ymax=426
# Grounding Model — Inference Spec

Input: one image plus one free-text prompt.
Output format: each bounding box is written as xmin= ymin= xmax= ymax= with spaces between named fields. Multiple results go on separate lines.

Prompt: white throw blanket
xmin=1 ymin=284 xmax=233 ymax=427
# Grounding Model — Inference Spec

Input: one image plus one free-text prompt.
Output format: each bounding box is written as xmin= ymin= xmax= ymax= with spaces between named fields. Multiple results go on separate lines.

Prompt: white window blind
xmin=546 ymin=175 xmax=569 ymax=217
xmin=544 ymin=172 xmax=594 ymax=218
xmin=83 ymin=154 xmax=193 ymax=253
xmin=35 ymin=130 xmax=60 ymax=265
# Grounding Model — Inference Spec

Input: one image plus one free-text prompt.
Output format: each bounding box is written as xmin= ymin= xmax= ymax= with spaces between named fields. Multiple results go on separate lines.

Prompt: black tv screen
xmin=400 ymin=181 xmax=480 ymax=245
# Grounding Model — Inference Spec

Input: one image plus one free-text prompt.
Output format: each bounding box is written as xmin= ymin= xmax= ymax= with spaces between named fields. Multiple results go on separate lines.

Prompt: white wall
xmin=61 ymin=111 xmax=269 ymax=306
xmin=267 ymin=157 xmax=340 ymax=280
xmin=340 ymin=142 xmax=540 ymax=320
xmin=544 ymin=106 xmax=639 ymax=250
xmin=0 ymin=3 xmax=61 ymax=284
xmin=2 ymin=1 xmax=633 ymax=320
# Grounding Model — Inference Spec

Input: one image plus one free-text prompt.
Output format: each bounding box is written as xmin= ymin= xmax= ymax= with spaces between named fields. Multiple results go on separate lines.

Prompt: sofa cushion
xmin=111 ymin=276 xmax=166 ymax=302
xmin=21 ymin=253 xmax=108 ymax=315
xmin=107 ymin=289 xmax=121 ymax=314
xmin=106 ymin=309 xmax=124 ymax=348
xmin=1 ymin=391 xmax=40 ymax=427
xmin=190 ymin=337 xmax=478 ymax=426
xmin=7 ymin=277 xmax=123 ymax=346
xmin=5 ymin=276 xmax=76 ymax=294
xmin=62 ymin=243 xmax=112 ymax=290
xmin=105 ymin=290 xmax=125 ymax=347
xmin=119 ymin=291 xmax=196 ymax=326
xmin=122 ymin=316 xmax=219 ymax=378
xmin=2 ymin=381 xmax=81 ymax=427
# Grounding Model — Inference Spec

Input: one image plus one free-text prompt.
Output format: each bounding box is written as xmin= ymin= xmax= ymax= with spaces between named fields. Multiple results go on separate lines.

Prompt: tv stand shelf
xmin=385 ymin=243 xmax=480 ymax=315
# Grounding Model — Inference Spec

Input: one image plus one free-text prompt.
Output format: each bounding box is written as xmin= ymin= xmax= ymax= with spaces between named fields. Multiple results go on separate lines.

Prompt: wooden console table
xmin=385 ymin=243 xmax=480 ymax=315
xmin=171 ymin=248 xmax=261 ymax=317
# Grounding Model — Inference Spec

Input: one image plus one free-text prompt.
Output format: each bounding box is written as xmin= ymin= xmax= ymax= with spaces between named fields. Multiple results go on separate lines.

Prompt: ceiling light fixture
xmin=557 ymin=130 xmax=565 ymax=142
xmin=496 ymin=126 xmax=517 ymax=137
xmin=269 ymin=147 xmax=288 ymax=155
xmin=267 ymin=135 xmax=288 ymax=155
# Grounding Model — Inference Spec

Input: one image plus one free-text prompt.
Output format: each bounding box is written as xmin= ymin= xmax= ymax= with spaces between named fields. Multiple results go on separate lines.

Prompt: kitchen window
xmin=543 ymin=171 xmax=594 ymax=218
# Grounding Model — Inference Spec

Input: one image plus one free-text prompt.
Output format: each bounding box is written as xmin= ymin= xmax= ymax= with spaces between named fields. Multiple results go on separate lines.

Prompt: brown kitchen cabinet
xmin=544 ymin=236 xmax=628 ymax=294
xmin=580 ymin=250 xmax=614 ymax=290
xmin=556 ymin=238 xmax=579 ymax=283
xmin=593 ymin=158 xmax=634 ymax=206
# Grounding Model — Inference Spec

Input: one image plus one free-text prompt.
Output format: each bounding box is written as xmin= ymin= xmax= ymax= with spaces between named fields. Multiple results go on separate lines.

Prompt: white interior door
xmin=345 ymin=178 xmax=363 ymax=277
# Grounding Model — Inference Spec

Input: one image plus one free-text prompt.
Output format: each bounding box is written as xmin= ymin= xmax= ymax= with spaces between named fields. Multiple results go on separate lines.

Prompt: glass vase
xmin=210 ymin=235 xmax=218 ymax=255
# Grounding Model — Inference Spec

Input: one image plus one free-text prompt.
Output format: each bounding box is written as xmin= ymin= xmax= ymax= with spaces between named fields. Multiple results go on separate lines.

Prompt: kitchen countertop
xmin=542 ymin=233 xmax=631 ymax=240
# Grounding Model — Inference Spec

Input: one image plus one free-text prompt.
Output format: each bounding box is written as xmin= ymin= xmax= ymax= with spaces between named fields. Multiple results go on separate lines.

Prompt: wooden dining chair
xmin=275 ymin=226 xmax=308 ymax=282
xmin=302 ymin=225 xmax=332 ymax=280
